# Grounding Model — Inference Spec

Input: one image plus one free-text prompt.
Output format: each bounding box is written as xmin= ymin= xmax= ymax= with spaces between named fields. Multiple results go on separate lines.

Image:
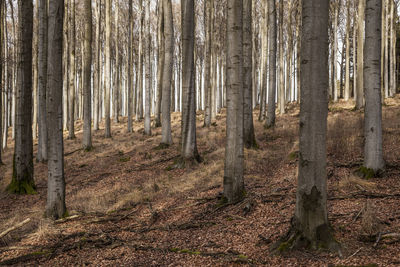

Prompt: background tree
xmin=364 ymin=0 xmax=384 ymax=172
xmin=203 ymin=0 xmax=212 ymax=127
xmin=155 ymin=0 xmax=164 ymax=128
xmin=104 ymin=0 xmax=111 ymax=138
xmin=0 ymin=0 xmax=3 ymax=165
xmin=127 ymin=0 xmax=133 ymax=132
xmin=356 ymin=0 xmax=365 ymax=109
xmin=46 ymin=0 xmax=66 ymax=219
xmin=7 ymin=0 xmax=35 ymax=194
xmin=68 ymin=0 xmax=76 ymax=139
xmin=266 ymin=0 xmax=277 ymax=128
xmin=144 ymin=0 xmax=151 ymax=136
xmin=224 ymin=0 xmax=244 ymax=204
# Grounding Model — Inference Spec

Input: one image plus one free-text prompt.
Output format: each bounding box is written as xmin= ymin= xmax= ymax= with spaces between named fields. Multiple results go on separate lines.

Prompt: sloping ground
xmin=1 ymin=97 xmax=400 ymax=266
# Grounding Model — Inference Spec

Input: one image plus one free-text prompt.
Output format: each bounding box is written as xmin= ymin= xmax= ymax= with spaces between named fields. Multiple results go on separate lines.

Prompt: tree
xmin=344 ymin=0 xmax=351 ymax=101
xmin=278 ymin=0 xmax=285 ymax=113
xmin=181 ymin=0 xmax=200 ymax=162
xmin=265 ymin=0 xmax=277 ymax=128
xmin=144 ymin=0 xmax=151 ymax=135
xmin=275 ymin=0 xmax=340 ymax=251
xmin=37 ymin=0 xmax=48 ymax=162
xmin=68 ymin=0 xmax=76 ymax=139
xmin=161 ymin=0 xmax=174 ymax=145
xmin=82 ymin=0 xmax=92 ymax=150
xmin=113 ymin=0 xmax=120 ymax=124
xmin=46 ymin=0 xmax=66 ymax=219
xmin=356 ymin=0 xmax=365 ymax=109
xmin=7 ymin=0 xmax=35 ymax=194
xmin=243 ymin=0 xmax=257 ymax=148
xmin=224 ymin=0 xmax=244 ymax=203
xmin=93 ymin=0 xmax=101 ymax=131
xmin=364 ymin=0 xmax=384 ymax=172
xmin=127 ymin=0 xmax=133 ymax=132
xmin=203 ymin=0 xmax=212 ymax=127
xmin=155 ymin=0 xmax=164 ymax=128
xmin=104 ymin=0 xmax=111 ymax=138
xmin=0 ymin=0 xmax=3 ymax=165
xmin=333 ymin=0 xmax=342 ymax=102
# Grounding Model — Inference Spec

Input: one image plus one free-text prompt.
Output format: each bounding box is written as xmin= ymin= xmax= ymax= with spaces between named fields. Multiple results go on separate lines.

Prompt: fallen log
xmin=0 ymin=218 xmax=31 ymax=239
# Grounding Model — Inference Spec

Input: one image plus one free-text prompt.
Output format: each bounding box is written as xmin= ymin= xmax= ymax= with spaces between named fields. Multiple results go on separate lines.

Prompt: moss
xmin=357 ymin=166 xmax=376 ymax=179
xmin=6 ymin=177 xmax=37 ymax=195
xmin=154 ymin=143 xmax=170 ymax=150
xmin=169 ymin=248 xmax=179 ymax=252
xmin=119 ymin=156 xmax=131 ymax=162
xmin=29 ymin=250 xmax=51 ymax=256
xmin=288 ymin=151 xmax=299 ymax=160
xmin=237 ymin=254 xmax=248 ymax=260
xmin=62 ymin=210 xmax=70 ymax=218
xmin=180 ymin=249 xmax=190 ymax=253
xmin=84 ymin=146 xmax=93 ymax=152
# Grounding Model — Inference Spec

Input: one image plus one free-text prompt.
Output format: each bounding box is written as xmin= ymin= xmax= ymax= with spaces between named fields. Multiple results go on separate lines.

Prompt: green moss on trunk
xmin=7 ymin=155 xmax=36 ymax=195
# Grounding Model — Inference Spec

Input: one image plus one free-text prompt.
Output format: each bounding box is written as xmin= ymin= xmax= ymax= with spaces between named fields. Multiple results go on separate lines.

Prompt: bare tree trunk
xmin=278 ymin=0 xmax=285 ymax=114
xmin=46 ymin=0 xmax=66 ymax=219
xmin=295 ymin=0 xmax=301 ymax=102
xmin=333 ymin=0 xmax=341 ymax=102
xmin=389 ymin=0 xmax=396 ymax=96
xmin=32 ymin=1 xmax=38 ymax=140
xmin=82 ymin=0 xmax=92 ymax=150
xmin=62 ymin=0 xmax=68 ymax=131
xmin=258 ymin=0 xmax=268 ymax=122
xmin=266 ymin=0 xmax=276 ymax=128
xmin=203 ymin=0 xmax=212 ymax=127
xmin=93 ymin=0 xmax=101 ymax=130
xmin=113 ymin=0 xmax=119 ymax=124
xmin=364 ymin=0 xmax=384 ymax=172
xmin=127 ymin=0 xmax=133 ymax=132
xmin=68 ymin=0 xmax=76 ymax=139
xmin=144 ymin=0 xmax=151 ymax=135
xmin=8 ymin=0 xmax=35 ymax=194
xmin=155 ymin=0 xmax=164 ymax=128
xmin=224 ymin=0 xmax=244 ymax=203
xmin=104 ymin=0 xmax=111 ymax=138
xmin=161 ymin=0 xmax=173 ymax=145
xmin=37 ymin=0 xmax=48 ymax=162
xmin=136 ymin=0 xmax=144 ymax=121
xmin=0 ymin=0 xmax=3 ymax=165
xmin=243 ymin=0 xmax=256 ymax=149
xmin=344 ymin=0 xmax=351 ymax=101
xmin=286 ymin=1 xmax=293 ymax=103
xmin=356 ymin=0 xmax=365 ymax=109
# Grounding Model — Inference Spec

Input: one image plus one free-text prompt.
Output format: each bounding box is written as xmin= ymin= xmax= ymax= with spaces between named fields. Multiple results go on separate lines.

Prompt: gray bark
xmin=364 ymin=0 xmax=384 ymax=171
xmin=113 ymin=0 xmax=119 ymax=123
xmin=144 ymin=0 xmax=151 ymax=135
xmin=46 ymin=0 xmax=66 ymax=219
xmin=356 ymin=0 xmax=365 ymax=109
xmin=155 ymin=0 xmax=164 ymax=128
xmin=94 ymin=0 xmax=101 ymax=130
xmin=203 ymin=0 xmax=212 ymax=127
xmin=224 ymin=0 xmax=244 ymax=203
xmin=104 ymin=0 xmax=111 ymax=138
xmin=127 ymin=0 xmax=133 ymax=132
xmin=68 ymin=0 xmax=75 ymax=139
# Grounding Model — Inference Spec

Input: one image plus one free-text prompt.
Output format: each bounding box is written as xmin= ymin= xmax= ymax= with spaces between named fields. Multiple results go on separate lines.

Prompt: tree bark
xmin=68 ymin=0 xmax=76 ymax=139
xmin=203 ymin=0 xmax=212 ymax=127
xmin=127 ymin=0 xmax=133 ymax=132
xmin=356 ymin=0 xmax=365 ymax=109
xmin=82 ymin=0 xmax=92 ymax=150
xmin=278 ymin=0 xmax=285 ymax=114
xmin=104 ymin=0 xmax=111 ymax=138
xmin=344 ymin=0 xmax=351 ymax=101
xmin=364 ymin=0 xmax=384 ymax=172
xmin=266 ymin=0 xmax=277 ymax=128
xmin=94 ymin=0 xmax=101 ymax=130
xmin=37 ymin=0 xmax=48 ymax=162
xmin=155 ymin=0 xmax=164 ymax=128
xmin=113 ymin=0 xmax=119 ymax=124
xmin=224 ymin=0 xmax=244 ymax=203
xmin=8 ymin=0 xmax=35 ymax=194
xmin=161 ymin=0 xmax=173 ymax=145
xmin=144 ymin=0 xmax=151 ymax=135
xmin=46 ymin=0 xmax=66 ymax=219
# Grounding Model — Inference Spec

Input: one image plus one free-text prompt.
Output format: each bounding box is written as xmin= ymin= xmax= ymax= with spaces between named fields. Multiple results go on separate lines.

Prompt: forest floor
xmin=1 ymin=97 xmax=400 ymax=266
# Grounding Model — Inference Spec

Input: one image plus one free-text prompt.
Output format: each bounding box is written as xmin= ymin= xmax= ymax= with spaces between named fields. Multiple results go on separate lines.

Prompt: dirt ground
xmin=1 ymin=97 xmax=400 ymax=266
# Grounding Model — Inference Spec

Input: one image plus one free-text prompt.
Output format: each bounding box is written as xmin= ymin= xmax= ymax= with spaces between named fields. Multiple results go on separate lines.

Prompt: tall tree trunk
xmin=8 ymin=0 xmax=35 ymax=194
xmin=46 ymin=0 xmax=66 ymax=219
xmin=113 ymin=0 xmax=119 ymax=123
xmin=384 ymin=0 xmax=389 ymax=98
xmin=333 ymin=0 xmax=341 ymax=102
xmin=144 ymin=0 xmax=151 ymax=135
xmin=389 ymin=0 xmax=396 ymax=96
xmin=278 ymin=0 xmax=285 ymax=114
xmin=353 ymin=0 xmax=357 ymax=99
xmin=224 ymin=0 xmax=244 ymax=203
xmin=104 ymin=0 xmax=111 ymax=138
xmin=344 ymin=0 xmax=351 ymax=101
xmin=68 ymin=0 xmax=76 ymax=139
xmin=82 ymin=0 xmax=92 ymax=150
xmin=286 ymin=1 xmax=293 ymax=103
xmin=32 ymin=2 xmax=38 ymax=140
xmin=243 ymin=0 xmax=256 ymax=148
xmin=356 ymin=0 xmax=365 ymax=109
xmin=181 ymin=0 xmax=200 ymax=161
xmin=277 ymin=0 xmax=339 ymax=251
xmin=155 ymin=0 xmax=164 ymax=128
xmin=266 ymin=0 xmax=277 ymax=128
xmin=94 ymin=0 xmax=101 ymax=130
xmin=0 ymin=0 xmax=3 ymax=165
xmin=127 ymin=0 xmax=133 ymax=132
xmin=9 ymin=0 xmax=16 ymax=140
xmin=364 ymin=0 xmax=384 ymax=172
xmin=37 ymin=0 xmax=48 ymax=162
xmin=136 ymin=1 xmax=144 ymax=121
xmin=203 ymin=0 xmax=212 ymax=127
xmin=161 ymin=0 xmax=173 ymax=145
xmin=295 ymin=0 xmax=301 ymax=102
xmin=62 ymin=0 xmax=68 ymax=131
xmin=258 ymin=0 xmax=268 ymax=122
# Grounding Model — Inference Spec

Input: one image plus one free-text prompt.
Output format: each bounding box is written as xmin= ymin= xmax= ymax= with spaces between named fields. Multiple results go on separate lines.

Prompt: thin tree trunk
xmin=258 ymin=0 xmax=268 ymax=122
xmin=344 ymin=0 xmax=351 ymax=101
xmin=144 ymin=0 xmax=151 ymax=135
xmin=161 ymin=0 xmax=173 ymax=145
xmin=266 ymin=0 xmax=276 ymax=128
xmin=46 ymin=0 xmax=66 ymax=219
xmin=203 ymin=0 xmax=212 ymax=127
xmin=68 ymin=0 xmax=76 ymax=139
xmin=155 ymin=0 xmax=164 ymax=128
xmin=62 ymin=0 xmax=68 ymax=131
xmin=127 ymin=0 xmax=133 ymax=132
xmin=82 ymin=0 xmax=92 ymax=150
xmin=113 ymin=0 xmax=119 ymax=124
xmin=278 ymin=0 xmax=285 ymax=114
xmin=32 ymin=1 xmax=38 ymax=140
xmin=93 ymin=0 xmax=101 ymax=130
xmin=389 ymin=0 xmax=396 ymax=96
xmin=104 ymin=0 xmax=111 ymax=138
xmin=356 ymin=0 xmax=365 ymax=109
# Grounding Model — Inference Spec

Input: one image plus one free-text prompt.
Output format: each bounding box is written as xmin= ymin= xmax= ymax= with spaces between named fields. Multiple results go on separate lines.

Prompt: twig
xmin=64 ymin=148 xmax=82 ymax=157
xmin=348 ymin=247 xmax=362 ymax=258
xmin=0 ymin=218 xmax=31 ymax=239
xmin=374 ymin=232 xmax=382 ymax=248
xmin=55 ymin=215 xmax=80 ymax=224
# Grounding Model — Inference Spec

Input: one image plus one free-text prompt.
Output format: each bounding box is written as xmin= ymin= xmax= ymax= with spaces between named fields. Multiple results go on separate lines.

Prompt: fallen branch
xmin=64 ymin=148 xmax=82 ymax=157
xmin=55 ymin=215 xmax=80 ymax=224
xmin=0 ymin=218 xmax=31 ymax=239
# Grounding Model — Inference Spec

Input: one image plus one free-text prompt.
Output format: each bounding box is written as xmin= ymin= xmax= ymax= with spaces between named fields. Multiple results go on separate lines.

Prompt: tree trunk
xmin=333 ymin=0 xmax=341 ymax=102
xmin=94 ymin=0 xmax=101 ymax=130
xmin=258 ymin=0 xmax=268 ymax=122
xmin=46 ymin=0 xmax=66 ymax=219
xmin=144 ymin=0 xmax=151 ymax=135
xmin=37 ymin=0 xmax=48 ymax=162
xmin=243 ymin=0 xmax=256 ymax=149
xmin=356 ymin=0 xmax=365 ymax=109
xmin=32 ymin=2 xmax=38 ymax=140
xmin=127 ymin=0 xmax=133 ymax=132
xmin=277 ymin=0 xmax=339 ymax=251
xmin=136 ymin=1 xmax=144 ymax=121
xmin=344 ymin=0 xmax=351 ymax=101
xmin=68 ymin=0 xmax=76 ymax=139
xmin=8 ymin=0 xmax=35 ymax=194
xmin=204 ymin=0 xmax=212 ymax=127
xmin=161 ymin=0 xmax=173 ymax=145
xmin=224 ymin=0 xmax=244 ymax=203
xmin=278 ymin=0 xmax=285 ymax=114
xmin=266 ymin=0 xmax=277 ymax=128
xmin=62 ymin=0 xmax=68 ymax=131
xmin=0 ymin=0 xmax=3 ymax=165
xmin=181 ymin=0 xmax=200 ymax=161
xmin=104 ymin=0 xmax=111 ymax=138
xmin=295 ymin=0 xmax=301 ymax=102
xmin=389 ymin=0 xmax=396 ymax=96
xmin=155 ymin=0 xmax=164 ymax=128
xmin=82 ymin=0 xmax=92 ymax=150
xmin=364 ymin=0 xmax=384 ymax=172
xmin=113 ymin=0 xmax=119 ymax=124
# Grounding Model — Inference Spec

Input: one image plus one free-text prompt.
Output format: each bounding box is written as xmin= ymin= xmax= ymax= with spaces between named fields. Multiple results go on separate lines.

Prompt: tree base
xmin=154 ymin=143 xmax=170 ymax=150
xmin=172 ymin=155 xmax=203 ymax=169
xmin=271 ymin=218 xmax=341 ymax=255
xmin=6 ymin=177 xmax=37 ymax=195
